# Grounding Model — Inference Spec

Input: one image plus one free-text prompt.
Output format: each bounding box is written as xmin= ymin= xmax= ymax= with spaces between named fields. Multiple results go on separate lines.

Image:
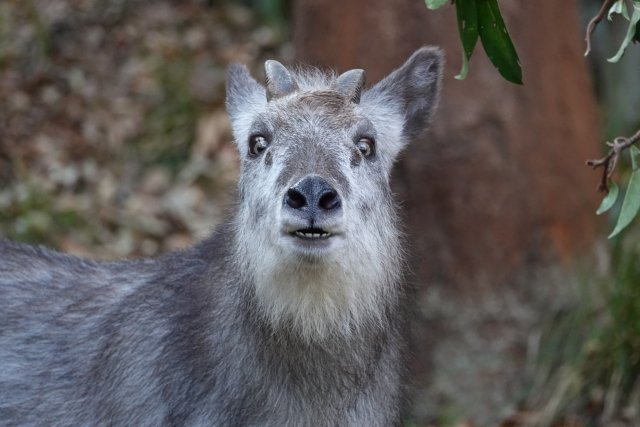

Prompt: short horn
xmin=334 ymin=69 xmax=366 ymax=104
xmin=265 ymin=60 xmax=298 ymax=101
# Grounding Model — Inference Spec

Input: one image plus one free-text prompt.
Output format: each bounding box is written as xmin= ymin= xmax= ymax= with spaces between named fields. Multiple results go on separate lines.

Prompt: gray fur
xmin=0 ymin=46 xmax=442 ymax=426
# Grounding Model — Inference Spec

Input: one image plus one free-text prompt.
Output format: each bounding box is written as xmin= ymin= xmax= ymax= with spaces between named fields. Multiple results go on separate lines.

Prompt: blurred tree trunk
xmin=294 ymin=0 xmax=601 ymax=424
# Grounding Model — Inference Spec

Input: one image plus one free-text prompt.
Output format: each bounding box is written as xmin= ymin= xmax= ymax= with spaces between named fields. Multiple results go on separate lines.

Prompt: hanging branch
xmin=584 ymin=0 xmax=616 ymax=56
xmin=586 ymin=128 xmax=640 ymax=192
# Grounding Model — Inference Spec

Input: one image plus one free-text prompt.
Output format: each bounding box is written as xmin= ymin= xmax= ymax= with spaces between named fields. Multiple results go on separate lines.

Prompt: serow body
xmin=0 ymin=47 xmax=442 ymax=426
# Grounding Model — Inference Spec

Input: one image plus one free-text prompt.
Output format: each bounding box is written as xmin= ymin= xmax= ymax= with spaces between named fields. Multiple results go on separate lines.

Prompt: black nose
xmin=284 ymin=175 xmax=341 ymax=212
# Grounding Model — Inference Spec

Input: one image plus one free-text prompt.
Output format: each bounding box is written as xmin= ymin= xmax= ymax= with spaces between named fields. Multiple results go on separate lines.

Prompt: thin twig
xmin=585 ymin=0 xmax=616 ymax=56
xmin=586 ymin=128 xmax=640 ymax=192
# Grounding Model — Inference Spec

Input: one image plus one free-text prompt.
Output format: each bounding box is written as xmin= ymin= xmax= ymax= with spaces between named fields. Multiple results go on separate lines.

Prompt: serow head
xmin=226 ymin=47 xmax=442 ymax=260
xmin=226 ymin=47 xmax=442 ymax=336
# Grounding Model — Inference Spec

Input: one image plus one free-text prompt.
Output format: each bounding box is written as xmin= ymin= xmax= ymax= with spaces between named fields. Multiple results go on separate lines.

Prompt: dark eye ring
xmin=249 ymin=135 xmax=269 ymax=156
xmin=356 ymin=137 xmax=375 ymax=158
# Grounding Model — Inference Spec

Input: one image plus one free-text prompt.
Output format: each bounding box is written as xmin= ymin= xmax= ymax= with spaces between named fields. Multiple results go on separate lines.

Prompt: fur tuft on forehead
xmin=293 ymin=91 xmax=353 ymax=109
xmin=287 ymin=68 xmax=338 ymax=91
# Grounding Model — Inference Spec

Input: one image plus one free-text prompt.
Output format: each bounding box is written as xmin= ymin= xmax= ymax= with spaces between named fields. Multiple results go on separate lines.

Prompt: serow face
xmin=225 ymin=48 xmax=442 ymax=338
xmin=252 ymin=91 xmax=381 ymax=260
xmin=226 ymin=48 xmax=442 ymax=263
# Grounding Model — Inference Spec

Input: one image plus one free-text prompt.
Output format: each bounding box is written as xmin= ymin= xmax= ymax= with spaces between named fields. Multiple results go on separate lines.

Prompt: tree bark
xmin=294 ymin=0 xmax=601 ymax=423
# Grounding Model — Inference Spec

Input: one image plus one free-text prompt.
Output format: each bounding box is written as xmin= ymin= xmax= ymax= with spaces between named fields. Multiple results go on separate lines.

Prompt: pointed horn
xmin=264 ymin=60 xmax=298 ymax=101
xmin=334 ymin=69 xmax=366 ymax=104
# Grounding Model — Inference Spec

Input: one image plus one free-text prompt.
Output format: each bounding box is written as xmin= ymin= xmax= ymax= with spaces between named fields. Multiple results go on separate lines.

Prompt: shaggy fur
xmin=0 ymin=47 xmax=442 ymax=426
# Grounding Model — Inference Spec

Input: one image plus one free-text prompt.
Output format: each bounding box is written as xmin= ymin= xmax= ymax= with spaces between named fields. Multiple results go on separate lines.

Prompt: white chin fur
xmin=277 ymin=233 xmax=344 ymax=260
xmin=236 ymin=223 xmax=400 ymax=341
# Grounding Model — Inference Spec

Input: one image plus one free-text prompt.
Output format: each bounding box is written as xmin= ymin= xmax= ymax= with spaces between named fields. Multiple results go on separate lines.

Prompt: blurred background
xmin=1 ymin=0 xmax=639 ymax=425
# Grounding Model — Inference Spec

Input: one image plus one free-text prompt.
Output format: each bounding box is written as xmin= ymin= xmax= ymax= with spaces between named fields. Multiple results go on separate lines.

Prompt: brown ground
xmin=0 ymin=0 xmax=290 ymax=259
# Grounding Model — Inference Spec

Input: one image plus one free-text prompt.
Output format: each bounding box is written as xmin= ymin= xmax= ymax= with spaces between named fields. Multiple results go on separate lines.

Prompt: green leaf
xmin=454 ymin=50 xmax=471 ymax=80
xmin=608 ymin=0 xmax=629 ymax=21
xmin=477 ymin=0 xmax=523 ymax=84
xmin=454 ymin=0 xmax=479 ymax=80
xmin=634 ymin=2 xmax=640 ymax=43
xmin=632 ymin=145 xmax=640 ymax=169
xmin=608 ymin=4 xmax=640 ymax=63
xmin=609 ymin=146 xmax=640 ymax=238
xmin=597 ymin=181 xmax=620 ymax=215
xmin=425 ymin=0 xmax=448 ymax=10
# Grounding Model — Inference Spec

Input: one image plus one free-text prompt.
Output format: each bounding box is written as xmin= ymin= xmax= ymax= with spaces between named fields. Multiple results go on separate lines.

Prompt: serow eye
xmin=356 ymin=137 xmax=375 ymax=158
xmin=249 ymin=135 xmax=269 ymax=156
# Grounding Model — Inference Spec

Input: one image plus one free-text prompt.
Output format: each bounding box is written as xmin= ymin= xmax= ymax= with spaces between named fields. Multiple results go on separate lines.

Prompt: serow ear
xmin=226 ymin=63 xmax=265 ymax=122
xmin=365 ymin=46 xmax=443 ymax=140
xmin=265 ymin=60 xmax=298 ymax=101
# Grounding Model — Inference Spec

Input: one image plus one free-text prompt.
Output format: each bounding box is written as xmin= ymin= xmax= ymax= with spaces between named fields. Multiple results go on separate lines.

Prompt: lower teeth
xmin=295 ymin=231 xmax=330 ymax=239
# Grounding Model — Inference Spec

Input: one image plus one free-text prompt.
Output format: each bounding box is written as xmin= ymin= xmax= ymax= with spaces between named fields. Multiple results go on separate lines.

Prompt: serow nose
xmin=284 ymin=176 xmax=341 ymax=212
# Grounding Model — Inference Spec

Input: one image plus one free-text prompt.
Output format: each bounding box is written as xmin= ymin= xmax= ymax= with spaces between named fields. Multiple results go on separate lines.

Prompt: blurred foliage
xmin=523 ymin=228 xmax=640 ymax=425
xmin=0 ymin=0 xmax=291 ymax=258
xmin=250 ymin=0 xmax=291 ymax=28
xmin=0 ymin=183 xmax=88 ymax=245
xmin=131 ymin=53 xmax=198 ymax=173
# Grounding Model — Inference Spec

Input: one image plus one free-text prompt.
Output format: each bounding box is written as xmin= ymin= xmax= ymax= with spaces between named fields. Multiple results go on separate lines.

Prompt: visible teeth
xmin=295 ymin=231 xmax=331 ymax=239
